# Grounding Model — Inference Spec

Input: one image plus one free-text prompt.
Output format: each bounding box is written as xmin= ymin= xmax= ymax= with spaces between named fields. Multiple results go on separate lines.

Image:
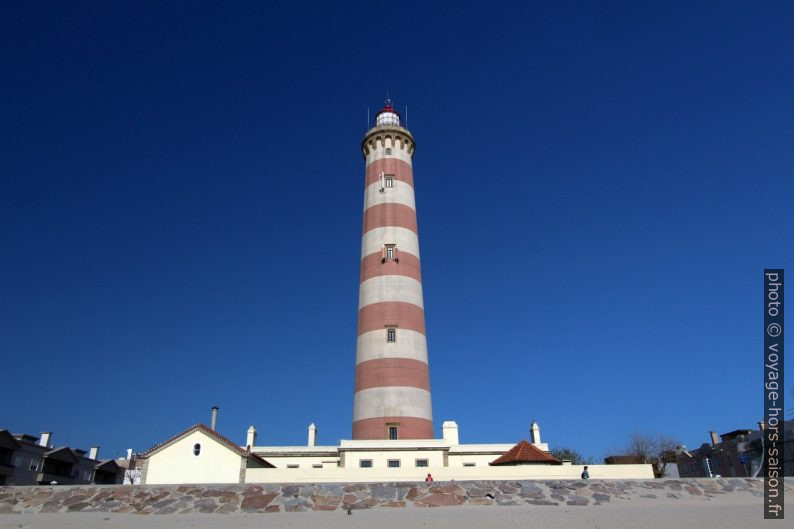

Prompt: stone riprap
xmin=0 ymin=479 xmax=791 ymax=514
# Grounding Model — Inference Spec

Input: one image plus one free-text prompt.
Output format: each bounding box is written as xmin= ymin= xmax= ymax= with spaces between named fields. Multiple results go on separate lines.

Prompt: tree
xmin=550 ymin=447 xmax=589 ymax=465
xmin=622 ymin=433 xmax=681 ymax=478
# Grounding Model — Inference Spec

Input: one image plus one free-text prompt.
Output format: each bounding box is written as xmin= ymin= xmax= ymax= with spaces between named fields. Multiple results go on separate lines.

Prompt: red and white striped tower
xmin=353 ymin=100 xmax=434 ymax=440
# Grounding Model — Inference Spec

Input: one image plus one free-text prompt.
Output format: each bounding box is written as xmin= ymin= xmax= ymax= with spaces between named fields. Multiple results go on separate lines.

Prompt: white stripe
xmin=359 ymin=275 xmax=424 ymax=310
xmin=365 ymin=144 xmax=413 ymax=166
xmin=356 ymin=329 xmax=428 ymax=364
xmin=353 ymin=386 xmax=433 ymax=421
xmin=364 ymin=180 xmax=415 ymax=211
xmin=361 ymin=227 xmax=420 ymax=259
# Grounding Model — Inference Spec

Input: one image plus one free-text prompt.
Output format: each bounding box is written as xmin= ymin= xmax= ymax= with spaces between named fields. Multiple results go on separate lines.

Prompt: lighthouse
xmin=353 ymin=100 xmax=434 ymax=440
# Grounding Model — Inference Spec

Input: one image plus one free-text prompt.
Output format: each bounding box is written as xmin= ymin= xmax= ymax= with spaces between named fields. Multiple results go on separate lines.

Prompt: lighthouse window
xmin=387 ymin=459 xmax=401 ymax=468
xmin=385 ymin=148 xmax=392 ymax=155
xmin=389 ymin=426 xmax=398 ymax=440
xmin=359 ymin=459 xmax=373 ymax=468
xmin=385 ymin=175 xmax=393 ymax=188
xmin=193 ymin=443 xmax=201 ymax=456
xmin=387 ymin=328 xmax=396 ymax=342
xmin=386 ymin=246 xmax=394 ymax=260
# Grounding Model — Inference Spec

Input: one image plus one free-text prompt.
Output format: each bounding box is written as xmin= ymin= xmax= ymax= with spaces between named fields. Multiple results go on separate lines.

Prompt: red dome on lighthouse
xmin=375 ymin=99 xmax=401 ymax=127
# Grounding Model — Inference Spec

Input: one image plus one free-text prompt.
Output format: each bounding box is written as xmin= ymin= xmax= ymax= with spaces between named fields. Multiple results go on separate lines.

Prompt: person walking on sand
xmin=425 ymin=473 xmax=434 ymax=486
xmin=581 ymin=466 xmax=590 ymax=479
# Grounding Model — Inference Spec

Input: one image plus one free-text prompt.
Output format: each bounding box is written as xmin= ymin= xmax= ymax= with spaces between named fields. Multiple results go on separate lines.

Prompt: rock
xmin=519 ymin=483 xmax=546 ymax=500
xmin=405 ymin=487 xmax=423 ymax=500
xmin=685 ymin=485 xmax=702 ymax=496
xmin=380 ymin=501 xmax=405 ymax=508
xmin=430 ymin=484 xmax=463 ymax=494
xmin=350 ymin=497 xmax=379 ymax=510
xmin=415 ymin=493 xmax=466 ymax=507
xmin=311 ymin=494 xmax=341 ymax=511
xmin=372 ymin=485 xmax=397 ymax=499
xmin=592 ymin=493 xmax=610 ymax=504
xmin=282 ymin=486 xmax=300 ymax=497
xmin=152 ymin=498 xmax=176 ymax=509
xmin=527 ymin=499 xmax=558 ymax=506
xmin=283 ymin=498 xmax=311 ymax=512
xmin=566 ymin=495 xmax=589 ymax=506
xmin=241 ymin=493 xmax=278 ymax=511
xmin=341 ymin=494 xmax=358 ymax=506
xmin=465 ymin=487 xmax=489 ymax=498
xmin=216 ymin=502 xmax=238 ymax=514
xmin=498 ymin=483 xmax=519 ymax=494
xmin=468 ymin=498 xmax=494 ymax=506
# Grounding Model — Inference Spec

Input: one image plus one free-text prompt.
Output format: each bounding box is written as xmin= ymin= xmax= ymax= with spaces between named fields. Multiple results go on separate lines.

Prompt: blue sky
xmin=1 ymin=1 xmax=792 ymax=461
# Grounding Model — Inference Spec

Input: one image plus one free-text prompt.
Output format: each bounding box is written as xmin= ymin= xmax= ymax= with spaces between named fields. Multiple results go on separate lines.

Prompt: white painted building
xmin=139 ymin=419 xmax=653 ymax=484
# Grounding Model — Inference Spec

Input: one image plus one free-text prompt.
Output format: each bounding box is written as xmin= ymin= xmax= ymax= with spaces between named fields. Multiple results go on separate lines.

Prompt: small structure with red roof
xmin=489 ymin=440 xmax=562 ymax=466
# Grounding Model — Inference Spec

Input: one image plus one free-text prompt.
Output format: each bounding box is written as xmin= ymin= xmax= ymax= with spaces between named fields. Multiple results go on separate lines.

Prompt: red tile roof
xmin=140 ymin=424 xmax=274 ymax=468
xmin=489 ymin=440 xmax=561 ymax=466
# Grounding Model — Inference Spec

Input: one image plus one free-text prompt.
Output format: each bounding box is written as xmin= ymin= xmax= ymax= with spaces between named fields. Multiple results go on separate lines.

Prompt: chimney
xmin=246 ymin=426 xmax=257 ymax=449
xmin=709 ymin=431 xmax=719 ymax=445
xmin=89 ymin=447 xmax=100 ymax=460
xmin=307 ymin=423 xmax=317 ymax=447
xmin=758 ymin=421 xmax=766 ymax=431
xmin=530 ymin=420 xmax=542 ymax=445
xmin=39 ymin=432 xmax=52 ymax=447
xmin=126 ymin=449 xmax=134 ymax=460
xmin=211 ymin=406 xmax=219 ymax=431
xmin=442 ymin=421 xmax=459 ymax=445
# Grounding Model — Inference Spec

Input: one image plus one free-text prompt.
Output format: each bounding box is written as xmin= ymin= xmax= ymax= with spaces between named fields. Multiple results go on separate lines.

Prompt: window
xmin=312 ymin=464 xmax=323 ymax=468
xmin=383 ymin=244 xmax=398 ymax=263
xmin=415 ymin=459 xmax=428 ymax=467
xmin=359 ymin=459 xmax=373 ymax=468
xmin=387 ymin=459 xmax=401 ymax=468
xmin=385 ymin=175 xmax=394 ymax=188
xmin=463 ymin=462 xmax=476 ymax=467
xmin=28 ymin=459 xmax=39 ymax=472
xmin=387 ymin=328 xmax=396 ymax=343
xmin=389 ymin=426 xmax=398 ymax=440
xmin=287 ymin=464 xmax=299 ymax=468
xmin=385 ymin=148 xmax=392 ymax=155
xmin=193 ymin=443 xmax=201 ymax=456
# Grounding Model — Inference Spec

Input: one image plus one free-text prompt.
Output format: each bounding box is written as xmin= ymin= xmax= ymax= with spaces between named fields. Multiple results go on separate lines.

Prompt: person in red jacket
xmin=425 ymin=473 xmax=434 ymax=486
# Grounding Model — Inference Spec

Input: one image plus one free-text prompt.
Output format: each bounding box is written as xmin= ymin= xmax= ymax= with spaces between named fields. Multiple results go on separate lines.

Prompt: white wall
xmin=145 ymin=430 xmax=242 ymax=484
xmin=245 ymin=463 xmax=654 ymax=483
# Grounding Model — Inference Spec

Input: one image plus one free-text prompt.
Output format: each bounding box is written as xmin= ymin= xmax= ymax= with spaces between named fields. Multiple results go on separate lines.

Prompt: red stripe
xmin=365 ymin=158 xmax=414 ymax=188
xmin=362 ymin=203 xmax=417 ymax=234
xmin=358 ymin=302 xmax=425 ymax=336
xmin=355 ymin=358 xmax=431 ymax=392
xmin=352 ymin=417 xmax=434 ymax=440
xmin=359 ymin=251 xmax=422 ymax=283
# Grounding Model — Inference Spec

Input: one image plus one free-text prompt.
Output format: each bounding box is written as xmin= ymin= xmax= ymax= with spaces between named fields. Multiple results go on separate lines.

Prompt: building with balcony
xmin=0 ymin=429 xmax=122 ymax=486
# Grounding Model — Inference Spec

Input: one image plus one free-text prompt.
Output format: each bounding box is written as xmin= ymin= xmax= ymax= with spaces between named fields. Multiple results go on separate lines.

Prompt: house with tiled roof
xmin=489 ymin=440 xmax=561 ymax=466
